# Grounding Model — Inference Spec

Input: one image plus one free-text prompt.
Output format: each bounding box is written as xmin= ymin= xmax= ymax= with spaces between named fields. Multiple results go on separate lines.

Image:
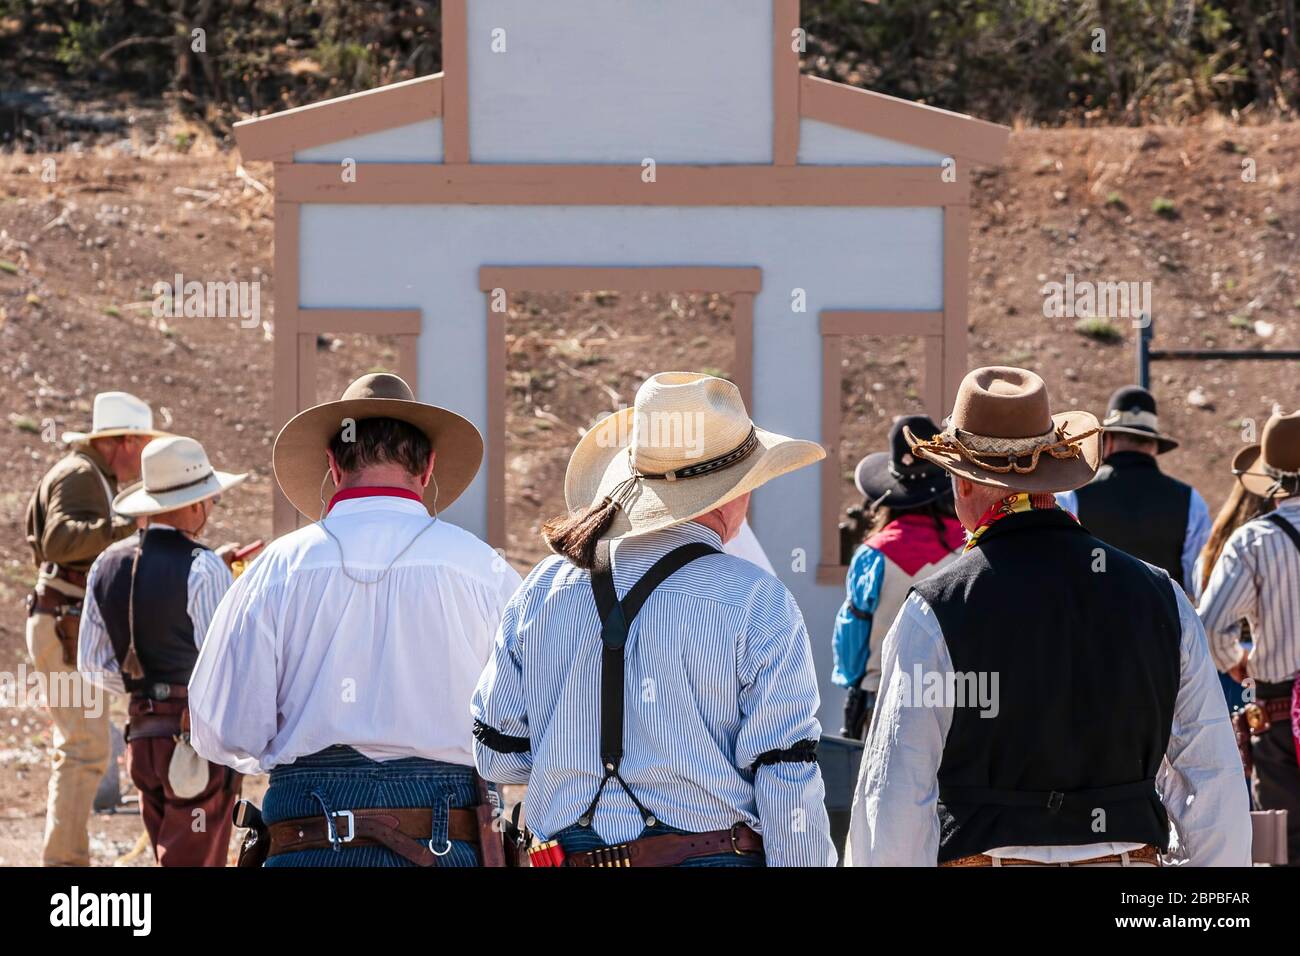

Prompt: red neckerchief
xmin=963 ymin=491 xmax=1075 ymax=552
xmin=327 ymin=486 xmax=423 ymax=514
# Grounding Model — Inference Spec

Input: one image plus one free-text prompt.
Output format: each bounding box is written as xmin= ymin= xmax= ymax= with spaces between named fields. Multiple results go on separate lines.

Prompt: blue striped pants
xmin=262 ymin=746 xmax=481 ymax=867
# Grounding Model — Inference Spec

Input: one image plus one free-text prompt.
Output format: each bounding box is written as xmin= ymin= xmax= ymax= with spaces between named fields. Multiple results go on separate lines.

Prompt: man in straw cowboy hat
xmin=23 ymin=390 xmax=165 ymax=865
xmin=473 ymin=371 xmax=837 ymax=867
xmin=1057 ymin=385 xmax=1210 ymax=593
xmin=189 ymin=373 xmax=521 ymax=866
xmin=77 ymin=435 xmax=250 ymax=865
xmin=846 ymin=366 xmax=1250 ymax=867
xmin=1199 ymin=409 xmax=1300 ymax=864
xmin=833 ymin=414 xmax=964 ymax=740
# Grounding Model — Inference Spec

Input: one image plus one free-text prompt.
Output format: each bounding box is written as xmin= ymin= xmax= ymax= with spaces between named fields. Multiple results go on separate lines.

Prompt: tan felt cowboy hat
xmin=563 ymin=371 xmax=825 ymax=540
xmin=62 ymin=391 xmax=167 ymax=445
xmin=114 ymin=436 xmax=247 ymax=517
xmin=1233 ymin=410 xmax=1300 ymax=499
xmin=905 ymin=366 xmax=1102 ymax=494
xmin=273 ymin=372 xmax=483 ymax=519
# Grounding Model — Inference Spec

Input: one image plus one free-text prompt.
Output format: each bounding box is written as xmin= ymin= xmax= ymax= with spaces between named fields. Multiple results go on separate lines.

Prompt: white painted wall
xmin=294 ymin=119 xmax=444 ymax=163
xmin=798 ymin=118 xmax=948 ymax=166
xmin=466 ymin=0 xmax=775 ymax=163
xmin=298 ymin=202 xmax=945 ymax=722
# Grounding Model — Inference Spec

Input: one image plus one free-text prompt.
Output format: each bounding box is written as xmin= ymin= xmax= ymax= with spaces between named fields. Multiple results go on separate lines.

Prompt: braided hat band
xmin=903 ymin=421 xmax=1102 ymax=476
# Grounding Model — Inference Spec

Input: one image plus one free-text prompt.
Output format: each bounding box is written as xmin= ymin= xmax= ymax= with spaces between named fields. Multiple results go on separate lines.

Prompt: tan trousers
xmin=26 ymin=612 xmax=110 ymax=866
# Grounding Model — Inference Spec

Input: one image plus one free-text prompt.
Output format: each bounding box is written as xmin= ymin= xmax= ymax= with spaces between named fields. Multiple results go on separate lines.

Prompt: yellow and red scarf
xmin=964 ymin=491 xmax=1076 ymax=552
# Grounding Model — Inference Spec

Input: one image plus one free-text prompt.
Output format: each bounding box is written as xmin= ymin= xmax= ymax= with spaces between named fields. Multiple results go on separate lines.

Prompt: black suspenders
xmin=577 ymin=538 xmax=720 ymax=829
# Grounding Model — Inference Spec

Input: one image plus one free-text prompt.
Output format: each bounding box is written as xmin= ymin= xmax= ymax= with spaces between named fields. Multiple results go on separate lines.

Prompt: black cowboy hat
xmin=1101 ymin=385 xmax=1178 ymax=454
xmin=854 ymin=414 xmax=953 ymax=510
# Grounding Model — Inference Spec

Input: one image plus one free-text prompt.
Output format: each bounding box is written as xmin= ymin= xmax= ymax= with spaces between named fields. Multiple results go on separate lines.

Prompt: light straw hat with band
xmin=114 ymin=436 xmax=247 ymax=517
xmin=561 ymin=371 xmax=825 ymax=542
xmin=904 ymin=366 xmax=1102 ymax=494
xmin=1232 ymin=410 xmax=1300 ymax=499
xmin=62 ymin=390 xmax=168 ymax=445
xmin=273 ymin=372 xmax=483 ymax=520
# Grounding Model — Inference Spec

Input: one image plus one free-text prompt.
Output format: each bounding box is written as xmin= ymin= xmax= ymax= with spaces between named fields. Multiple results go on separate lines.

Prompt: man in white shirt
xmin=846 ymin=367 xmax=1251 ymax=867
xmin=189 ymin=373 xmax=521 ymax=867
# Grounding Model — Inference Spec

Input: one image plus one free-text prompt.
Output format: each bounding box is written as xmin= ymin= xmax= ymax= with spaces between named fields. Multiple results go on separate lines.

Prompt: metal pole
xmin=1136 ymin=314 xmax=1152 ymax=389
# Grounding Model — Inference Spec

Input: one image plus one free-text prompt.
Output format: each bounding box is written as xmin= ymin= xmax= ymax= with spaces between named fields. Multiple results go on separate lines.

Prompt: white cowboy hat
xmin=62 ymin=391 xmax=167 ymax=445
xmin=113 ymin=436 xmax=247 ymax=517
xmin=562 ymin=371 xmax=825 ymax=540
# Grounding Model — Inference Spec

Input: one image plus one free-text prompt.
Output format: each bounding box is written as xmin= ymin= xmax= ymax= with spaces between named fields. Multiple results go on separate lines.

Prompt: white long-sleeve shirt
xmin=78 ymin=524 xmax=233 ymax=696
xmin=188 ymin=494 xmax=522 ymax=775
xmin=845 ymin=587 xmax=1252 ymax=867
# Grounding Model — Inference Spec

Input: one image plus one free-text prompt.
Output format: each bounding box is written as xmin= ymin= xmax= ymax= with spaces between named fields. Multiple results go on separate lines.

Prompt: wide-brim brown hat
xmin=563 ymin=371 xmax=824 ymax=540
xmin=1233 ymin=410 xmax=1300 ymax=499
xmin=905 ymin=366 xmax=1101 ymax=494
xmin=273 ymin=373 xmax=483 ymax=519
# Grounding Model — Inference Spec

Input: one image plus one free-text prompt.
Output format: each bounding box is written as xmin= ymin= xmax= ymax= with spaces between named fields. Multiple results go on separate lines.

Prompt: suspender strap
xmin=579 ymin=538 xmax=719 ymax=828
xmin=1265 ymin=513 xmax=1300 ymax=556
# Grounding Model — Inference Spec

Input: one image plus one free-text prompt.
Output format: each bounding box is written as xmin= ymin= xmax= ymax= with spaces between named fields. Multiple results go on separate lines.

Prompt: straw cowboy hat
xmin=273 ymin=372 xmax=483 ymax=519
xmin=62 ymin=391 xmax=166 ymax=445
xmin=1101 ymin=385 xmax=1178 ymax=454
xmin=1233 ymin=410 xmax=1300 ymax=499
xmin=562 ymin=371 xmax=824 ymax=541
xmin=114 ymin=436 xmax=247 ymax=517
xmin=854 ymin=414 xmax=952 ymax=510
xmin=904 ymin=366 xmax=1102 ymax=494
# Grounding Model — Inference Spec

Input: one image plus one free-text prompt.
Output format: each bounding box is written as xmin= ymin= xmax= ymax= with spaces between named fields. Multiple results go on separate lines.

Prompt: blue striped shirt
xmin=472 ymin=522 xmax=837 ymax=866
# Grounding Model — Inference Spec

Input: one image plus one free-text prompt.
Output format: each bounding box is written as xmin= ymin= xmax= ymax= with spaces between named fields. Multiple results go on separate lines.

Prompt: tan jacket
xmin=25 ymin=445 xmax=134 ymax=595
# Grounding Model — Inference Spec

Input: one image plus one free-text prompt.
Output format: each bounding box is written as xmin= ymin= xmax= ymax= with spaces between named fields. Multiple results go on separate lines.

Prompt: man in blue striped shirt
xmin=473 ymin=372 xmax=837 ymax=867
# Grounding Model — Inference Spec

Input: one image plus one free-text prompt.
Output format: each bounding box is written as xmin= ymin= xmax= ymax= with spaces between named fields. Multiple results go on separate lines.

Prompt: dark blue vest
xmin=91 ymin=527 xmax=207 ymax=688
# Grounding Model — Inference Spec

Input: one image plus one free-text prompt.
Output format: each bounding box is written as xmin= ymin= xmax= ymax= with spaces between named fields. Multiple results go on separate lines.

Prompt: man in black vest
xmin=845 ymin=367 xmax=1250 ymax=867
xmin=1057 ymin=386 xmax=1209 ymax=593
xmin=78 ymin=435 xmax=252 ymax=866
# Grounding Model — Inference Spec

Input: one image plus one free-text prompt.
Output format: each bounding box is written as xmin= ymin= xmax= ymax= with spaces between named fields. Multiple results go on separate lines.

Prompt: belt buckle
xmin=1244 ymin=703 xmax=1268 ymax=732
xmin=730 ymin=823 xmax=760 ymax=856
xmin=329 ymin=809 xmax=355 ymax=845
xmin=150 ymin=683 xmax=171 ymax=701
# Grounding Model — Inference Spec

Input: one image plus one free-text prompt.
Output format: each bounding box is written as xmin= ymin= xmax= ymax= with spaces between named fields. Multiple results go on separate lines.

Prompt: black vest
xmin=92 ymin=527 xmax=208 ymax=688
xmin=911 ymin=509 xmax=1181 ymax=862
xmin=1073 ymin=452 xmax=1191 ymax=588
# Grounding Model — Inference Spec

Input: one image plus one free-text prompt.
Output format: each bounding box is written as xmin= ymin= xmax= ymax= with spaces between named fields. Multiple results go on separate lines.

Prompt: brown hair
xmin=540 ymin=496 xmax=622 ymax=570
xmin=328 ymin=417 xmax=432 ymax=478
xmin=1199 ymin=482 xmax=1275 ymax=594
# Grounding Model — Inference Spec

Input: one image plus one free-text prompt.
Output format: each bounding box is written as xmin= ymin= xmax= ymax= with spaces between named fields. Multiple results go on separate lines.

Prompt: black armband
xmin=473 ymin=718 xmax=531 ymax=754
xmin=750 ymin=738 xmax=818 ymax=772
